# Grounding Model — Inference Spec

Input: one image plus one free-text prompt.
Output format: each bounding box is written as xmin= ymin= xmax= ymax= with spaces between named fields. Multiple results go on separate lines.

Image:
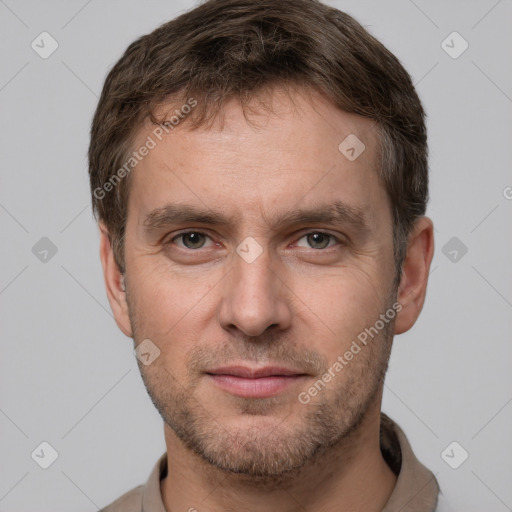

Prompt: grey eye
xmin=174 ymin=232 xmax=210 ymax=249
xmin=297 ymin=232 xmax=335 ymax=249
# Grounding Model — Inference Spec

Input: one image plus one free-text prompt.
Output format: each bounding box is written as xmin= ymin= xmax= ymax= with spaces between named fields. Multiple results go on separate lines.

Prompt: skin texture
xmin=99 ymin=86 xmax=434 ymax=511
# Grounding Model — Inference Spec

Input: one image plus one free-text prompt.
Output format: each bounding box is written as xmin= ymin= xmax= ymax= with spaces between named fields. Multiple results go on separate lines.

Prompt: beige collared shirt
xmin=100 ymin=413 xmax=440 ymax=511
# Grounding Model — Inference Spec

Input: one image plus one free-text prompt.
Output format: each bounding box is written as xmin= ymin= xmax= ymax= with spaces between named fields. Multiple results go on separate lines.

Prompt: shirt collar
xmin=142 ymin=413 xmax=439 ymax=511
xmin=380 ymin=412 xmax=439 ymax=511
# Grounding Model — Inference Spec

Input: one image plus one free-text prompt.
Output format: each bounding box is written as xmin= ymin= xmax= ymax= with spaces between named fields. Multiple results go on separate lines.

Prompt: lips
xmin=206 ymin=365 xmax=308 ymax=398
xmin=208 ymin=366 xmax=304 ymax=378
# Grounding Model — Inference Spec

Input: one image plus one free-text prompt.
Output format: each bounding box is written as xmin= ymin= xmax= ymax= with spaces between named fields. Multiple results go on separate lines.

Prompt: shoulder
xmin=99 ymin=484 xmax=144 ymax=512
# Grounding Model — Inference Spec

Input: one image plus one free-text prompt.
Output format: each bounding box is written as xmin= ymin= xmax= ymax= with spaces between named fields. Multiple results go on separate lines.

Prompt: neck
xmin=160 ymin=403 xmax=397 ymax=511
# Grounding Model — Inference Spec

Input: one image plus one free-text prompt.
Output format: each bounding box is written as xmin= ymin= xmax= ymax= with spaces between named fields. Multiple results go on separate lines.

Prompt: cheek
xmin=292 ymin=268 xmax=389 ymax=354
xmin=134 ymin=255 xmax=215 ymax=311
xmin=128 ymin=263 xmax=221 ymax=358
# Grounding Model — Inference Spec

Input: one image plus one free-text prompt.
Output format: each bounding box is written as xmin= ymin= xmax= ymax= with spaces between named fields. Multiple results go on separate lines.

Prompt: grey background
xmin=1 ymin=0 xmax=511 ymax=510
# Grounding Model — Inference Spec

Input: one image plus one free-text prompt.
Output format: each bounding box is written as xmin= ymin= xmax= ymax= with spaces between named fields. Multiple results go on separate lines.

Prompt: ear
xmin=394 ymin=216 xmax=434 ymax=335
xmin=98 ymin=222 xmax=133 ymax=337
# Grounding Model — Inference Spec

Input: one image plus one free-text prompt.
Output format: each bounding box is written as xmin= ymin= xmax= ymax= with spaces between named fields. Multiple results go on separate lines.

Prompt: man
xmin=89 ymin=0 xmax=443 ymax=510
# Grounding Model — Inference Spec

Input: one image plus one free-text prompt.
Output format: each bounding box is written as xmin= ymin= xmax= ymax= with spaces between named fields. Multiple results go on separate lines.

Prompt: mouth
xmin=205 ymin=366 xmax=309 ymax=399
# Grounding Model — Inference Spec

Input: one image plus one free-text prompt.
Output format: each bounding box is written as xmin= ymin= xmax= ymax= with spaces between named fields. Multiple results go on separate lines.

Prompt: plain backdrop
xmin=1 ymin=0 xmax=511 ymax=510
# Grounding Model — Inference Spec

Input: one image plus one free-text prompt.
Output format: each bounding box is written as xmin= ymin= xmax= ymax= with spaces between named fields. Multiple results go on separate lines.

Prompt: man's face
xmin=121 ymin=88 xmax=398 ymax=478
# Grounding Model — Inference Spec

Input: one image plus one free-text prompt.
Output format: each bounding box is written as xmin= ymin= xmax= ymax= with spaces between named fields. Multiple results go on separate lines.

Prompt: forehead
xmin=126 ymin=87 xmax=388 ymax=228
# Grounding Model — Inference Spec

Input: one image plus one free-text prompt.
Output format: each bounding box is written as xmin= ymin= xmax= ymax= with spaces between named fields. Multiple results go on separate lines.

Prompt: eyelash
xmin=165 ymin=230 xmax=344 ymax=251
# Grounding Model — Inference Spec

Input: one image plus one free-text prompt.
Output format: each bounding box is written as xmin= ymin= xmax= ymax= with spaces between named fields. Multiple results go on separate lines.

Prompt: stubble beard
xmin=127 ymin=290 xmax=395 ymax=485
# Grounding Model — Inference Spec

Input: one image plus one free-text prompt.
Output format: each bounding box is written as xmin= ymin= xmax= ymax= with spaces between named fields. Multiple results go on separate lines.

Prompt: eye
xmin=166 ymin=230 xmax=342 ymax=252
xmin=170 ymin=231 xmax=214 ymax=250
xmin=296 ymin=232 xmax=340 ymax=250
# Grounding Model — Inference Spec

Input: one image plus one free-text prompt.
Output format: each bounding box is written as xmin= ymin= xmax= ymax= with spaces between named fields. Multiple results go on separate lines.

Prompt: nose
xmin=218 ymin=244 xmax=292 ymax=337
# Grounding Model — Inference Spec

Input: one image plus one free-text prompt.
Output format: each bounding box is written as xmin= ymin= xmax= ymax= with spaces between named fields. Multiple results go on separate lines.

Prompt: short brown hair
xmin=89 ymin=0 xmax=428 ymax=277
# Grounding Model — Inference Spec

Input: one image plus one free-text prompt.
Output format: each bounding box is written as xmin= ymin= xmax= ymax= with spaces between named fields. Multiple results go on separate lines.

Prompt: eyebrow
xmin=142 ymin=201 xmax=370 ymax=234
